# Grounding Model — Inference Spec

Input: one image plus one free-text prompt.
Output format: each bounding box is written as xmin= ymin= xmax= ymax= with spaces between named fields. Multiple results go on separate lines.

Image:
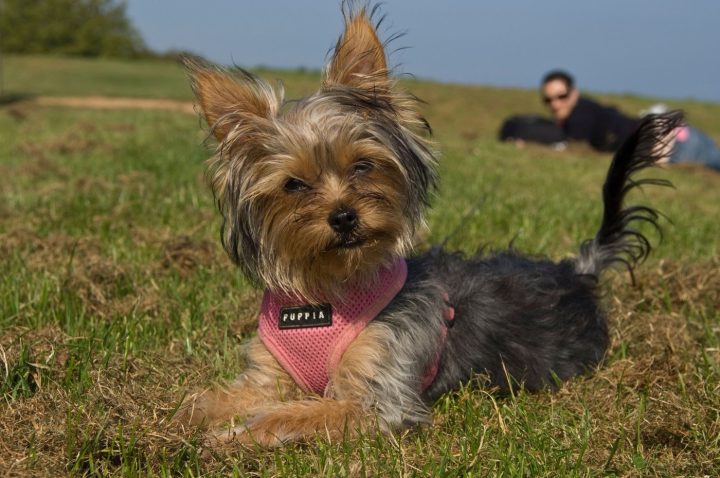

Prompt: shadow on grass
xmin=0 ymin=92 xmax=35 ymax=106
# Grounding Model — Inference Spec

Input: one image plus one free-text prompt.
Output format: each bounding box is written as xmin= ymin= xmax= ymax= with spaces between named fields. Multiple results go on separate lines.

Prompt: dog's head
xmin=186 ymin=6 xmax=437 ymax=301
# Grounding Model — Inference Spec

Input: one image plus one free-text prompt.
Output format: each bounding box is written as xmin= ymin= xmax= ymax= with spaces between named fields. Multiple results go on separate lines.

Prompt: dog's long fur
xmin=177 ymin=5 xmax=680 ymax=447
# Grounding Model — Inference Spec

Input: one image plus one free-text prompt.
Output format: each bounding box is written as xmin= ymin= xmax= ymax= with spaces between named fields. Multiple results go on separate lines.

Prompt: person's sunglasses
xmin=543 ymin=92 xmax=570 ymax=104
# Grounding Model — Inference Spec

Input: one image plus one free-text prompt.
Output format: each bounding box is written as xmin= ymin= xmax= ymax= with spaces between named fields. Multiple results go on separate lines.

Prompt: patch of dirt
xmin=5 ymin=106 xmax=29 ymax=122
xmin=32 ymin=96 xmax=195 ymax=114
xmin=66 ymin=254 xmax=132 ymax=313
xmin=161 ymin=235 xmax=218 ymax=276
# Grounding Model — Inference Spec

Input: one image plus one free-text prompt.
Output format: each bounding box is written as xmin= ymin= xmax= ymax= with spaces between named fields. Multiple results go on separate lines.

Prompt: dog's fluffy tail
xmin=575 ymin=111 xmax=682 ymax=278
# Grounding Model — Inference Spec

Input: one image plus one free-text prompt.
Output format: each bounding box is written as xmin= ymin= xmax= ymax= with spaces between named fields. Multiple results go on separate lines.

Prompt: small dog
xmin=177 ymin=6 xmax=680 ymax=447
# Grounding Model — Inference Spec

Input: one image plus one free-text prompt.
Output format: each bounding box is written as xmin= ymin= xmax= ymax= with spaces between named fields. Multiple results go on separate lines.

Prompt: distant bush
xmin=0 ymin=0 xmax=148 ymax=58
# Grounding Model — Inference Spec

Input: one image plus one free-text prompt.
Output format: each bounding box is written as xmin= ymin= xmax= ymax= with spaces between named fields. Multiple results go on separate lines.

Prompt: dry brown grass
xmin=1 ymin=257 xmax=717 ymax=476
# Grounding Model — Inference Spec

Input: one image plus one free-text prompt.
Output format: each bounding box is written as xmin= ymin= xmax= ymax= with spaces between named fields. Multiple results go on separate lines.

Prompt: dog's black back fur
xmin=420 ymin=111 xmax=682 ymax=399
xmin=420 ymin=251 xmax=605 ymax=398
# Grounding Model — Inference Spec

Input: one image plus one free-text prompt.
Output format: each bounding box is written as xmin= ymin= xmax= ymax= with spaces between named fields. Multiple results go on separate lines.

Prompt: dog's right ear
xmin=182 ymin=56 xmax=279 ymax=142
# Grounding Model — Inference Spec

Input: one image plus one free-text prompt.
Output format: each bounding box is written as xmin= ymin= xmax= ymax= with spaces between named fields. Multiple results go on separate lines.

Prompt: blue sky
xmin=126 ymin=1 xmax=720 ymax=103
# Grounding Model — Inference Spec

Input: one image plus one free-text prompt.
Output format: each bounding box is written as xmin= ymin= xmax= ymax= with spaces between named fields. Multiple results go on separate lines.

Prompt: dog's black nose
xmin=328 ymin=207 xmax=358 ymax=234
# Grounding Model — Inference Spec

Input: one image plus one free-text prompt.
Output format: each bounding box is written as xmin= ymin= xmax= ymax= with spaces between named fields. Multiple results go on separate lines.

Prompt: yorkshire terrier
xmin=177 ymin=5 xmax=680 ymax=447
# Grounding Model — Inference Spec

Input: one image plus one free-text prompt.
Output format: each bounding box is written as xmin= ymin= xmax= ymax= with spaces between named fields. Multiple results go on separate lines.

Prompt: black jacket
xmin=563 ymin=97 xmax=639 ymax=152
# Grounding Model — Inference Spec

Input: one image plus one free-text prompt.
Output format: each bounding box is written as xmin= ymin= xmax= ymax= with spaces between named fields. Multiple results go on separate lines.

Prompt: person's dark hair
xmin=541 ymin=70 xmax=575 ymax=90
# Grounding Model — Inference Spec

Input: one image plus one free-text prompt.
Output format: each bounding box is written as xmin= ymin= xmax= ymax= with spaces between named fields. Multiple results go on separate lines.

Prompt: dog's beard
xmin=256 ymin=215 xmax=413 ymax=303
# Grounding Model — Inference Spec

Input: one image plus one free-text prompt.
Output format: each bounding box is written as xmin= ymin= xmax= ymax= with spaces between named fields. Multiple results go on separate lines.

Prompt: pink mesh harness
xmin=258 ymin=258 xmax=408 ymax=395
xmin=257 ymin=259 xmax=454 ymax=396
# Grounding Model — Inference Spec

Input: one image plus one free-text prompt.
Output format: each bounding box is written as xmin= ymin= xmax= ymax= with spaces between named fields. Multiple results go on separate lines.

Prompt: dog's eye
xmin=284 ymin=178 xmax=310 ymax=192
xmin=351 ymin=160 xmax=373 ymax=175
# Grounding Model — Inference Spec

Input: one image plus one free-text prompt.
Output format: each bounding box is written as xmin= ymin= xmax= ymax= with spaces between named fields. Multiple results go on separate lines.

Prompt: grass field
xmin=1 ymin=55 xmax=719 ymax=477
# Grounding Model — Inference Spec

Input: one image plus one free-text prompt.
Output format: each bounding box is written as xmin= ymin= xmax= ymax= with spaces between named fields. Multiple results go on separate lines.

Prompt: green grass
xmin=1 ymin=55 xmax=719 ymax=476
xmin=2 ymin=55 xmax=324 ymax=101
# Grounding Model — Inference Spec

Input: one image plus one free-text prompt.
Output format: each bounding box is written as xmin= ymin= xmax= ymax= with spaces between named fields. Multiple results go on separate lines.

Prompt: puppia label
xmin=278 ymin=304 xmax=332 ymax=329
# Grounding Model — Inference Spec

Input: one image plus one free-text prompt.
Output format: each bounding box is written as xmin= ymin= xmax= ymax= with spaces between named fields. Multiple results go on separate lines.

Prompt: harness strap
xmin=420 ymin=291 xmax=455 ymax=391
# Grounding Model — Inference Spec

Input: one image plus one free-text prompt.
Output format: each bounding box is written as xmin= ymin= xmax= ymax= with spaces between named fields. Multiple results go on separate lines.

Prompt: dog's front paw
xmin=208 ymin=422 xmax=285 ymax=448
xmin=174 ymin=390 xmax=216 ymax=427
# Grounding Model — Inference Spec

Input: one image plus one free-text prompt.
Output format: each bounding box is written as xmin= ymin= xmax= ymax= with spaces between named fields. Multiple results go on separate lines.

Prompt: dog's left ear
xmin=324 ymin=9 xmax=389 ymax=90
